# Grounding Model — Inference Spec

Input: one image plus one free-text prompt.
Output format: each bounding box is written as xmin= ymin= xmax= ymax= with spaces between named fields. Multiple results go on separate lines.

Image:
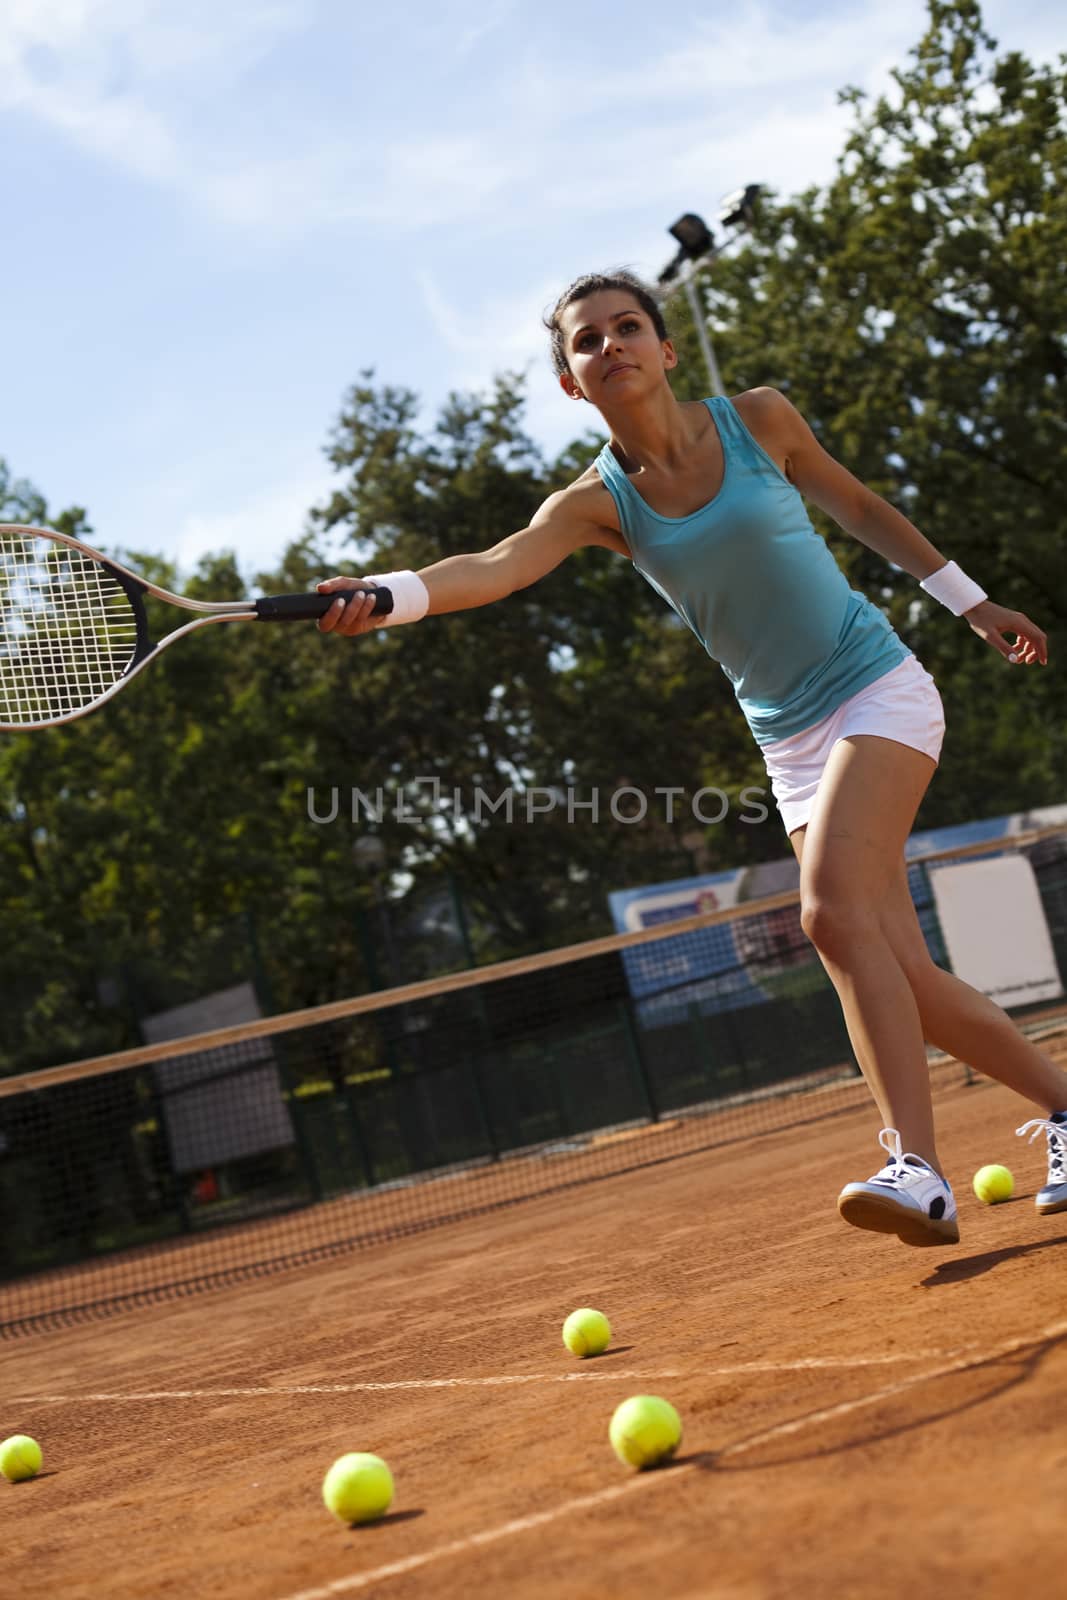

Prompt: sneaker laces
xmin=1016 ymin=1117 xmax=1067 ymax=1183
xmin=868 ymin=1127 xmax=941 ymax=1189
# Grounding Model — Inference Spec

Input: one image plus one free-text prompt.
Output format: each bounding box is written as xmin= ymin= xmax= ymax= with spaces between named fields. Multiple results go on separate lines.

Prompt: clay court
xmin=5 ymin=1066 xmax=1067 ymax=1600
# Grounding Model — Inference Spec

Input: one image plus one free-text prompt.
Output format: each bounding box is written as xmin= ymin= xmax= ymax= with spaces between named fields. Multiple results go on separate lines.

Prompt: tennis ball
xmin=973 ymin=1164 xmax=1014 ymax=1204
xmin=0 ymin=1435 xmax=42 ymax=1483
xmin=322 ymin=1452 xmax=394 ymax=1525
xmin=609 ymin=1395 xmax=682 ymax=1470
xmin=562 ymin=1307 xmax=612 ymax=1358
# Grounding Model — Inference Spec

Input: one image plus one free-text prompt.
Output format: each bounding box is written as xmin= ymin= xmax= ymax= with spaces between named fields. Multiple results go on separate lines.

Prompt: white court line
xmin=718 ymin=1316 xmax=1067 ymax=1458
xmin=282 ymin=1479 xmax=657 ymax=1599
xmin=7 ymin=1349 xmax=977 ymax=1406
xmin=273 ymin=1316 xmax=1067 ymax=1600
xmin=8 ymin=1372 xmax=681 ymax=1404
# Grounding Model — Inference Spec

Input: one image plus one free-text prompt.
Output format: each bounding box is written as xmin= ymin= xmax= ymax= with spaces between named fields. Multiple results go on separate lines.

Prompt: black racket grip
xmin=254 ymin=587 xmax=394 ymax=621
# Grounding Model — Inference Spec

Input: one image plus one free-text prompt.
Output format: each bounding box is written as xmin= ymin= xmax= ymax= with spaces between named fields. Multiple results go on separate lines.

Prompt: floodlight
xmin=718 ymin=184 xmax=762 ymax=231
xmin=657 ymin=213 xmax=715 ymax=284
xmin=668 ymin=212 xmax=715 ymax=257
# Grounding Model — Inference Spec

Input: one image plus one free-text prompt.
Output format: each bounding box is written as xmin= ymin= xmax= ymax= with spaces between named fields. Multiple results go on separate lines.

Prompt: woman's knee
xmin=799 ymin=891 xmax=878 ymax=959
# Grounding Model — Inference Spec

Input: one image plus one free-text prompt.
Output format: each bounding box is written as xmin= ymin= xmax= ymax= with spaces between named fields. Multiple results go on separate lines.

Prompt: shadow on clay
xmin=678 ymin=1327 xmax=1066 ymax=1474
xmin=921 ymin=1231 xmax=1067 ymax=1286
xmin=351 ymin=1508 xmax=425 ymax=1529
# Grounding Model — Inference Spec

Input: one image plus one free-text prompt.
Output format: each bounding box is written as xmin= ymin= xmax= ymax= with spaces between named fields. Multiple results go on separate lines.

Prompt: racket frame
xmin=0 ymin=524 xmax=391 ymax=731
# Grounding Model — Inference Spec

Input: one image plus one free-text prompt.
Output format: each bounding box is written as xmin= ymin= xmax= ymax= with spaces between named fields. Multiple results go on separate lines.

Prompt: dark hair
xmin=543 ymin=270 xmax=669 ymax=379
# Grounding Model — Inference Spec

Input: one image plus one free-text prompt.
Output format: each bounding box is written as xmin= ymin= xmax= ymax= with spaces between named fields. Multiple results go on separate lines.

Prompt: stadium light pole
xmin=655 ymin=184 xmax=762 ymax=397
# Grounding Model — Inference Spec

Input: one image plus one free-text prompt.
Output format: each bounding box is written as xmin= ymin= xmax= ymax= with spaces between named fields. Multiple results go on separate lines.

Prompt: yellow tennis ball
xmin=973 ymin=1164 xmax=1014 ymax=1204
xmin=609 ymin=1395 xmax=682 ymax=1470
xmin=0 ymin=1435 xmax=43 ymax=1483
xmin=562 ymin=1307 xmax=612 ymax=1358
xmin=322 ymin=1452 xmax=394 ymax=1525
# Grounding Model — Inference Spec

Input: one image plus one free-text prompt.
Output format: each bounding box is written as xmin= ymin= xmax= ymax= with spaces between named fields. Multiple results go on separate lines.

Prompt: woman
xmin=317 ymin=269 xmax=1066 ymax=1248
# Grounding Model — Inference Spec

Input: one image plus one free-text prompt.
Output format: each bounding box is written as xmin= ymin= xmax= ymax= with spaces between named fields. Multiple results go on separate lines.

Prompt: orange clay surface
xmin=4 ymin=1075 xmax=1067 ymax=1600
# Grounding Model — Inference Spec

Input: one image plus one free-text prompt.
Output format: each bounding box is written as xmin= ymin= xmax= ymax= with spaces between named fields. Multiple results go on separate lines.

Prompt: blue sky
xmin=2 ymin=0 xmax=1061 ymax=581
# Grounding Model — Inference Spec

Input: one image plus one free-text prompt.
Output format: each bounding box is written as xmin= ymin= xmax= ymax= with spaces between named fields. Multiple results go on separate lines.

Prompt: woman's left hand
xmin=964 ymin=599 xmax=1048 ymax=666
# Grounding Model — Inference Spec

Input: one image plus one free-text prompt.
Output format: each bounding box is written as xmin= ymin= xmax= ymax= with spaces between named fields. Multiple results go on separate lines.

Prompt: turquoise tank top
xmin=594 ymin=396 xmax=909 ymax=746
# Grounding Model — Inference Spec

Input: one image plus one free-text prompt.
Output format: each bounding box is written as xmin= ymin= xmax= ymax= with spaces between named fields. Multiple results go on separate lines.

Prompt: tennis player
xmin=317 ymin=270 xmax=1067 ymax=1247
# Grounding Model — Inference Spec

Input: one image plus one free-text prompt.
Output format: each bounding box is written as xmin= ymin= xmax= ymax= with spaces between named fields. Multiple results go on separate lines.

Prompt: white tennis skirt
xmin=761 ymin=654 xmax=945 ymax=835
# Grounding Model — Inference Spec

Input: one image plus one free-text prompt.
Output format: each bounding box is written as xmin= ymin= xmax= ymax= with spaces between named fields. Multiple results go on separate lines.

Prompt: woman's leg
xmin=789 ymin=734 xmax=943 ymax=1170
xmin=791 ymin=768 xmax=1067 ymax=1120
xmin=869 ymin=861 xmax=1067 ymax=1111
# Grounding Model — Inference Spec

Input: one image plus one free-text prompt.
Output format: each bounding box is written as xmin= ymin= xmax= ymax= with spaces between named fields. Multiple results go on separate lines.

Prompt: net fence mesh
xmin=2 ymin=828 xmax=1065 ymax=1337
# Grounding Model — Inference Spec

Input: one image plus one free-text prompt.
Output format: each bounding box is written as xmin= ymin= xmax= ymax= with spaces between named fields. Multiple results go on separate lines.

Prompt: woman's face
xmin=558 ymin=290 xmax=676 ymax=405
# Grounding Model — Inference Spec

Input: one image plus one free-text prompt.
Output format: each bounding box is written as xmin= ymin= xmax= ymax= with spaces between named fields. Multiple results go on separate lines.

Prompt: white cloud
xmin=640 ymin=3 xmax=925 ymax=97
xmin=0 ymin=1 xmax=531 ymax=233
xmin=410 ymin=0 xmax=1067 ymax=462
xmin=0 ymin=0 xmax=309 ymax=78
xmin=439 ymin=0 xmax=518 ymax=61
xmin=1 ymin=0 xmax=1059 ymax=245
xmin=172 ymin=462 xmax=336 ymax=578
xmin=415 ymin=268 xmax=607 ymax=462
xmin=417 ymin=269 xmax=555 ymax=364
xmin=7 ymin=0 xmax=1064 ymax=575
xmin=349 ymin=137 xmax=526 ymax=228
xmin=0 ymin=0 xmax=316 ymax=203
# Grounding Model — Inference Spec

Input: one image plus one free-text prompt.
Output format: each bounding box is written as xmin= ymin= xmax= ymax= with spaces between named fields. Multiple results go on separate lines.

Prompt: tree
xmin=309 ymin=374 xmax=771 ymax=959
xmin=0 ymin=418 xmax=757 ymax=1074
xmin=5 ymin=0 xmax=1064 ymax=1074
xmin=685 ymin=0 xmax=1067 ymax=823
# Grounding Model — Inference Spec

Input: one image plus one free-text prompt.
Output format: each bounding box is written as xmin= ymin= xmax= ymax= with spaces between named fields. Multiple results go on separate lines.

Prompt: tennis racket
xmin=0 ymin=524 xmax=393 ymax=732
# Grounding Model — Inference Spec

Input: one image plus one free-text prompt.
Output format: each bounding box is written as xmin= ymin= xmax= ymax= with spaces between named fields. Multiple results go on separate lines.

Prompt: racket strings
xmin=0 ymin=533 xmax=140 ymax=724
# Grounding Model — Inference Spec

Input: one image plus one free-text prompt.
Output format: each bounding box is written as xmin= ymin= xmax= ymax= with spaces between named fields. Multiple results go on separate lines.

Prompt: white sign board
xmin=144 ymin=982 xmax=295 ymax=1172
xmin=929 ymin=855 xmax=1063 ymax=1009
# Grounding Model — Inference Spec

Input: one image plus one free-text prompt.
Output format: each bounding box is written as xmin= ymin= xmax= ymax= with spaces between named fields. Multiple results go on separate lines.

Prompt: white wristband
xmin=919 ymin=560 xmax=987 ymax=617
xmin=366 ymin=570 xmax=429 ymax=627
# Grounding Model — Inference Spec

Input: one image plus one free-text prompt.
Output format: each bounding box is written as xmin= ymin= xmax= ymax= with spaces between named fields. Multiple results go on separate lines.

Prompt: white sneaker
xmin=1016 ymin=1114 xmax=1067 ymax=1214
xmin=838 ymin=1128 xmax=959 ymax=1247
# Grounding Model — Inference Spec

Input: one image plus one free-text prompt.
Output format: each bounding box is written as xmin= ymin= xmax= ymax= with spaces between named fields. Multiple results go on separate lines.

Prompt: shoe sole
xmin=1036 ymin=1195 xmax=1067 ymax=1215
xmin=838 ymin=1192 xmax=959 ymax=1247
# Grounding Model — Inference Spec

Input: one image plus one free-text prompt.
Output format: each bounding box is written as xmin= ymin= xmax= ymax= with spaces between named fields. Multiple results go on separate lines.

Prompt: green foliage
xmin=3 ymin=0 xmax=1065 ymax=1074
xmin=688 ymin=0 xmax=1067 ymax=816
xmin=309 ymin=372 xmax=764 ymax=955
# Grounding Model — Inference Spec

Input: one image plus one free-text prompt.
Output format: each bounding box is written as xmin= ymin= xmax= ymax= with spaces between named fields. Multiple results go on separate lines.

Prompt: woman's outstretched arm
xmin=750 ymin=387 xmax=1048 ymax=667
xmin=315 ymin=483 xmax=623 ymax=637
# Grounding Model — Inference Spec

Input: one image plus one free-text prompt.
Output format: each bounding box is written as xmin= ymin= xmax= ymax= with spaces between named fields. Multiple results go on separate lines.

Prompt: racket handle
xmin=254 ymin=587 xmax=394 ymax=621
